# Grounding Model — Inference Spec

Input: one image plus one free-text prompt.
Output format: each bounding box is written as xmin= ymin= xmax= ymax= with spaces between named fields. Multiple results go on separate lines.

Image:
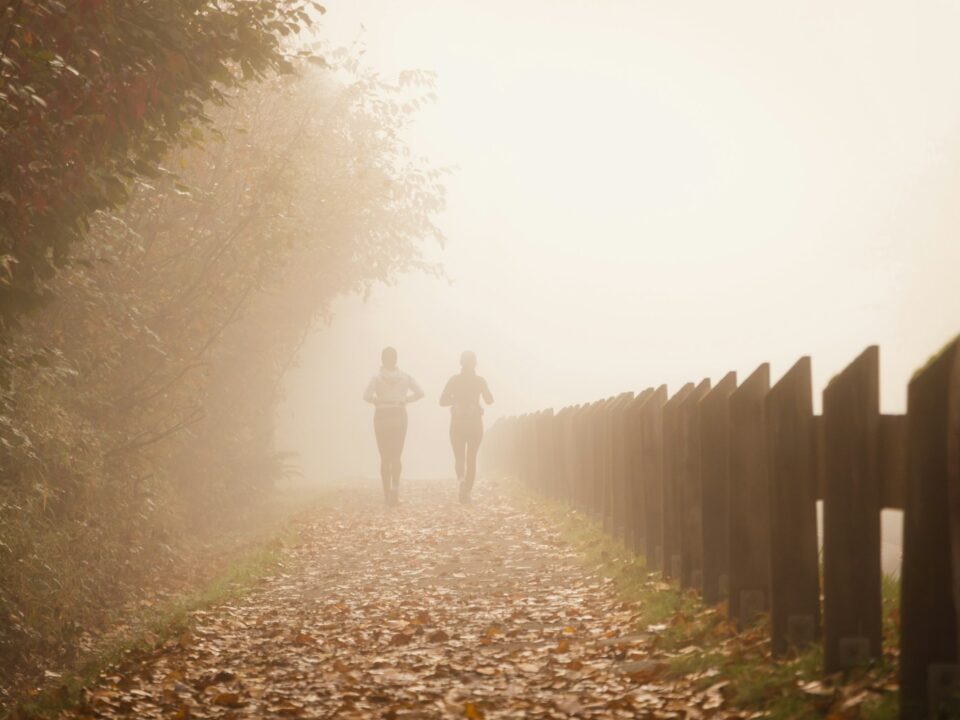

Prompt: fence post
xmin=700 ymin=372 xmax=736 ymax=604
xmin=586 ymin=401 xmax=603 ymax=511
xmin=506 ymin=417 xmax=514 ymax=478
xmin=609 ymin=392 xmax=635 ymax=539
xmin=601 ymin=399 xmax=612 ymax=529
xmin=663 ymin=383 xmax=695 ymax=581
xmin=527 ymin=413 xmax=540 ymax=489
xmin=512 ymin=414 xmax=520 ymax=480
xmin=572 ymin=404 xmax=589 ymax=510
xmin=540 ymin=409 xmax=557 ymax=495
xmin=679 ymin=379 xmax=711 ymax=591
xmin=482 ymin=417 xmax=497 ymax=477
xmin=516 ymin=414 xmax=525 ymax=482
xmin=551 ymin=408 xmax=566 ymax=500
xmin=766 ymin=357 xmax=820 ymax=655
xmin=495 ymin=418 xmax=507 ymax=477
xmin=540 ymin=409 xmax=550 ymax=493
xmin=589 ymin=399 xmax=609 ymax=517
xmin=601 ymin=395 xmax=627 ymax=532
xmin=586 ymin=401 xmax=600 ymax=515
xmin=728 ymin=363 xmax=771 ymax=629
xmin=557 ymin=405 xmax=577 ymax=505
xmin=516 ymin=413 xmax=526 ymax=484
xmin=581 ymin=402 xmax=599 ymax=513
xmin=625 ymin=389 xmax=655 ymax=555
xmin=598 ymin=397 xmax=617 ymax=520
xmin=900 ymin=337 xmax=960 ymax=718
xmin=823 ymin=346 xmax=882 ymax=671
xmin=599 ymin=400 xmax=612 ymax=526
xmin=612 ymin=393 xmax=629 ymax=541
xmin=640 ymin=385 xmax=668 ymax=570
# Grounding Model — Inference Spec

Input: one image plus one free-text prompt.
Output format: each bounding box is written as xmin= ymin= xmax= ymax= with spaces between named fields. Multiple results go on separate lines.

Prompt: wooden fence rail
xmin=483 ymin=337 xmax=960 ymax=719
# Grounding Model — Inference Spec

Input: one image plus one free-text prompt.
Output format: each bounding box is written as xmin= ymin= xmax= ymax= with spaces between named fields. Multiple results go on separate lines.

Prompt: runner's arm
xmin=439 ymin=377 xmax=455 ymax=407
xmin=481 ymin=378 xmax=494 ymax=404
xmin=363 ymin=377 xmax=378 ymax=404
xmin=405 ymin=375 xmax=425 ymax=404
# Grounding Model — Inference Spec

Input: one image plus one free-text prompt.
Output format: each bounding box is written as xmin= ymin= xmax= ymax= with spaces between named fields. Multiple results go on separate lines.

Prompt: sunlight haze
xmin=279 ymin=0 xmax=960 ymax=481
xmin=4 ymin=0 xmax=960 ymax=713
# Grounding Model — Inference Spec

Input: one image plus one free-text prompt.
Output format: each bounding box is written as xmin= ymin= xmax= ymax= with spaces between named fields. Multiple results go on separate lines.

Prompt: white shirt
xmin=363 ymin=367 xmax=424 ymax=408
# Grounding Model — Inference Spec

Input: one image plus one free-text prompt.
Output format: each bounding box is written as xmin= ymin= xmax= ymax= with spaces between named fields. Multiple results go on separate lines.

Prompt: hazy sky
xmin=279 ymin=0 xmax=960 ymax=482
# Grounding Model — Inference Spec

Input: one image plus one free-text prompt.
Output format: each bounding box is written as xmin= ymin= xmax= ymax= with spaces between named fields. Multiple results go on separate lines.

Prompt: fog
xmin=278 ymin=0 xmax=960 ymax=484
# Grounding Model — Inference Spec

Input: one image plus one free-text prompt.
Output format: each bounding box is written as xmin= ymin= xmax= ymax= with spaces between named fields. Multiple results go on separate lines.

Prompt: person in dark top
xmin=439 ymin=351 xmax=494 ymax=504
xmin=363 ymin=347 xmax=424 ymax=505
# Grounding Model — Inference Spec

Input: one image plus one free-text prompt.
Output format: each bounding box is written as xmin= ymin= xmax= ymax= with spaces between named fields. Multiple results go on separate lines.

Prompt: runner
xmin=440 ymin=351 xmax=494 ymax=504
xmin=363 ymin=347 xmax=424 ymax=505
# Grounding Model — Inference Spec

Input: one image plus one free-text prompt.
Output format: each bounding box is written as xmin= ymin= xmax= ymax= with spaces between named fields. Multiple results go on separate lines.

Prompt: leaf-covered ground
xmin=52 ymin=479 xmax=756 ymax=719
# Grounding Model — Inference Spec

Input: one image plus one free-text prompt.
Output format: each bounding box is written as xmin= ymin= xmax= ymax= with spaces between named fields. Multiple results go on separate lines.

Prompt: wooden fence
xmin=483 ymin=338 xmax=960 ymax=719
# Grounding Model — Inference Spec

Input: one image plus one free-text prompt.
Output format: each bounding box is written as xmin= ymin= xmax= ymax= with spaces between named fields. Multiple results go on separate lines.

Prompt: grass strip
xmin=506 ymin=483 xmax=900 ymax=720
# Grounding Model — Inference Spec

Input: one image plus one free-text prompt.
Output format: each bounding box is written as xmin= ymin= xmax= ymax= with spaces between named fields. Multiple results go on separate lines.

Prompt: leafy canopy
xmin=0 ymin=0 xmax=325 ymax=325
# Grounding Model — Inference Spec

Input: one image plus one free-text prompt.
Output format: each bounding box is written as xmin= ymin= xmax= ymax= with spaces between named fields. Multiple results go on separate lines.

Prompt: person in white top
xmin=363 ymin=347 xmax=424 ymax=505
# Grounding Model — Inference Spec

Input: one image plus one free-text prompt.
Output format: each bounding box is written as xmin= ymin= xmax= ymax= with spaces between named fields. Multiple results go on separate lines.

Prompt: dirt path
xmin=62 ymin=480 xmax=710 ymax=719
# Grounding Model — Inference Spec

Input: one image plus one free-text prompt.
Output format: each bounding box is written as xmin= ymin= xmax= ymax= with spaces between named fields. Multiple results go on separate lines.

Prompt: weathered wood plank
xmin=505 ymin=415 xmax=520 ymax=480
xmin=605 ymin=393 xmax=635 ymax=535
xmin=625 ymin=388 xmax=655 ymax=555
xmin=611 ymin=393 xmax=630 ymax=541
xmin=600 ymin=398 xmax=613 ymax=529
xmin=568 ymin=405 xmax=584 ymax=508
xmin=522 ymin=413 xmax=537 ymax=488
xmin=590 ymin=398 xmax=615 ymax=518
xmin=813 ymin=414 xmax=825 ymax=501
xmin=728 ymin=363 xmax=771 ymax=629
xmin=551 ymin=407 xmax=569 ymax=500
xmin=640 ymin=385 xmax=668 ymax=570
xmin=599 ymin=397 xmax=615 ymax=527
xmin=537 ymin=409 xmax=555 ymax=495
xmin=700 ymin=372 xmax=737 ymax=604
xmin=574 ymin=403 xmax=595 ymax=511
xmin=766 ymin=356 xmax=820 ymax=656
xmin=679 ymin=378 xmax=711 ymax=591
xmin=532 ymin=411 xmax=545 ymax=493
xmin=823 ymin=345 xmax=882 ymax=672
xmin=581 ymin=403 xmax=600 ymax=514
xmin=504 ymin=415 xmax=516 ymax=479
xmin=562 ymin=405 xmax=581 ymax=504
xmin=663 ymin=383 xmax=695 ymax=581
xmin=879 ymin=414 xmax=906 ymax=510
xmin=584 ymin=400 xmax=606 ymax=516
xmin=549 ymin=408 xmax=561 ymax=496
xmin=900 ymin=337 xmax=960 ymax=719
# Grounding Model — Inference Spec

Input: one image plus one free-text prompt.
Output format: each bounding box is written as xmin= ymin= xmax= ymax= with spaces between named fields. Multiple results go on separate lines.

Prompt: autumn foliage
xmin=0 ymin=0 xmax=326 ymax=323
xmin=0 ymin=2 xmax=444 ymax=692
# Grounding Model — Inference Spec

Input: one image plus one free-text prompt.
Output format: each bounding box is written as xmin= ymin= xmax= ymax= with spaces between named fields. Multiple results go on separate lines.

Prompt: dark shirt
xmin=440 ymin=372 xmax=494 ymax=419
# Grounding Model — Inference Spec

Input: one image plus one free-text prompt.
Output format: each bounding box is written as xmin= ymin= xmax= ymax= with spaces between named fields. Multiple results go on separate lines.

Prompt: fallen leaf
xmin=212 ymin=692 xmax=243 ymax=707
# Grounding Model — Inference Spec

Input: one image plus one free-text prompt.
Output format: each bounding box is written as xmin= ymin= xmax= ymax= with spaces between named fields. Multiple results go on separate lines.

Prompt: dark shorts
xmin=374 ymin=406 xmax=408 ymax=460
xmin=450 ymin=415 xmax=484 ymax=444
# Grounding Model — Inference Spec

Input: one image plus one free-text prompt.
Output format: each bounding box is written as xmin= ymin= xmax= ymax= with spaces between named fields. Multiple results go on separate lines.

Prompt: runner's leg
xmin=463 ymin=419 xmax=484 ymax=493
xmin=374 ymin=413 xmax=391 ymax=501
xmin=450 ymin=421 xmax=467 ymax=482
xmin=392 ymin=411 xmax=408 ymax=499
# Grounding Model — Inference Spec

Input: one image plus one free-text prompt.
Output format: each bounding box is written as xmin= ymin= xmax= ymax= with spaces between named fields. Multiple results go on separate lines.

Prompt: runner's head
xmin=381 ymin=346 xmax=398 ymax=369
xmin=460 ymin=350 xmax=477 ymax=372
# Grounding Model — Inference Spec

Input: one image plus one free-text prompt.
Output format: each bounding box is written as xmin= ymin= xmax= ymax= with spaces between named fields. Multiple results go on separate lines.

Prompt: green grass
xmin=506 ymin=483 xmax=902 ymax=720
xmin=5 ymin=498 xmax=319 ymax=719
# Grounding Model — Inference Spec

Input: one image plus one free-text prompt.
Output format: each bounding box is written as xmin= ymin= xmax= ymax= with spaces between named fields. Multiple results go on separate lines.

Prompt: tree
xmin=0 ymin=0 xmax=326 ymax=325
xmin=0 ymin=59 xmax=445 ymax=686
